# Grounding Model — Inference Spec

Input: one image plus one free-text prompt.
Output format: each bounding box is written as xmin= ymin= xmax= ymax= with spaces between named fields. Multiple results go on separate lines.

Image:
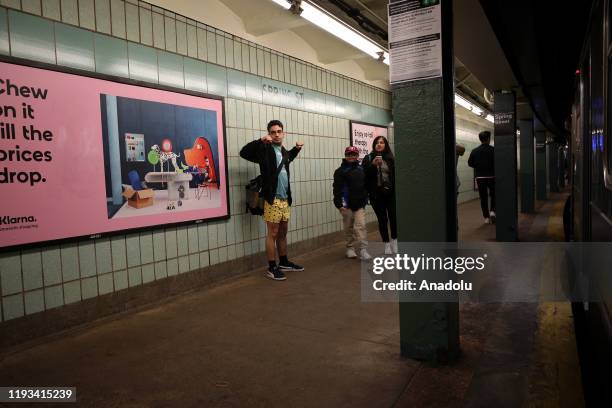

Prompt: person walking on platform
xmin=468 ymin=130 xmax=496 ymax=224
xmin=361 ymin=136 xmax=397 ymax=255
xmin=333 ymin=146 xmax=371 ymax=260
xmin=240 ymin=120 xmax=304 ymax=281
xmin=456 ymin=143 xmax=466 ymax=192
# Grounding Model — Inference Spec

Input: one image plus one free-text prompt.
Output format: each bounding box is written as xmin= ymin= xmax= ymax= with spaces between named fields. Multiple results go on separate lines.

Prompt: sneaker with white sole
xmin=391 ymin=239 xmax=398 ymax=254
xmin=490 ymin=211 xmax=496 ymax=223
xmin=359 ymin=249 xmax=372 ymax=260
xmin=266 ymin=266 xmax=286 ymax=281
xmin=346 ymin=248 xmax=357 ymax=258
xmin=384 ymin=243 xmax=392 ymax=255
xmin=278 ymin=261 xmax=304 ymax=272
xmin=484 ymin=217 xmax=491 ymax=224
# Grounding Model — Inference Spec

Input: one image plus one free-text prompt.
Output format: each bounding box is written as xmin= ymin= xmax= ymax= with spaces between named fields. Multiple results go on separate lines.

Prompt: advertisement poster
xmin=350 ymin=121 xmax=389 ymax=160
xmin=0 ymin=61 xmax=228 ymax=249
xmin=388 ymin=0 xmax=442 ymax=84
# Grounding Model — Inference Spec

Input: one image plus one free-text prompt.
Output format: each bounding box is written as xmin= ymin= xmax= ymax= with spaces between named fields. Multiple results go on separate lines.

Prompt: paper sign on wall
xmin=388 ymin=0 xmax=442 ymax=84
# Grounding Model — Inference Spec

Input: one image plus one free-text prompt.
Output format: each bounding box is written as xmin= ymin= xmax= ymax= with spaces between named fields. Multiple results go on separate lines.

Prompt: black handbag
xmin=245 ymin=152 xmax=287 ymax=215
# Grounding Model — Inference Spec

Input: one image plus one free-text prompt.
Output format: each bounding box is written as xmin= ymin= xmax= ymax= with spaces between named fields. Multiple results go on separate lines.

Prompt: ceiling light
xmin=270 ymin=0 xmax=291 ymax=10
xmin=455 ymin=94 xmax=493 ymax=121
xmin=454 ymin=94 xmax=473 ymax=111
xmin=300 ymin=2 xmax=386 ymax=60
xmin=269 ymin=0 xmax=388 ymax=65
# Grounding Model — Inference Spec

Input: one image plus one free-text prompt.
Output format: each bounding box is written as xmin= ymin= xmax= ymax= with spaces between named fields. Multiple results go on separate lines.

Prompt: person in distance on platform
xmin=468 ymin=130 xmax=496 ymax=224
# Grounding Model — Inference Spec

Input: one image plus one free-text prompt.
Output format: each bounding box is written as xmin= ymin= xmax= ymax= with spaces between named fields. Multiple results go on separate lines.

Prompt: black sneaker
xmin=279 ymin=261 xmax=304 ymax=272
xmin=266 ymin=266 xmax=287 ymax=281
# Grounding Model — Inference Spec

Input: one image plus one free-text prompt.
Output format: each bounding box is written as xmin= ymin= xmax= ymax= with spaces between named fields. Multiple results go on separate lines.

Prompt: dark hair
xmin=372 ymin=136 xmax=393 ymax=158
xmin=479 ymin=131 xmax=491 ymax=143
xmin=267 ymin=120 xmax=284 ymax=133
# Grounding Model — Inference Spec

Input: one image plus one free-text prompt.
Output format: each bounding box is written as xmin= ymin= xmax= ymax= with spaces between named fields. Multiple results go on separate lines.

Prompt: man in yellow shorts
xmin=240 ymin=120 xmax=304 ymax=281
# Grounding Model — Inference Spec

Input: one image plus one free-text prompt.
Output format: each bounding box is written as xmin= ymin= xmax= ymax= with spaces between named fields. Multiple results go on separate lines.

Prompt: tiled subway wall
xmin=0 ymin=2 xmax=392 ymax=323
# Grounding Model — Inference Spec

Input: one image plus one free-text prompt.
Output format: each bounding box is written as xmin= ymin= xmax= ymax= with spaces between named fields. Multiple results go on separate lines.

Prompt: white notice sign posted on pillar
xmin=388 ymin=0 xmax=442 ymax=84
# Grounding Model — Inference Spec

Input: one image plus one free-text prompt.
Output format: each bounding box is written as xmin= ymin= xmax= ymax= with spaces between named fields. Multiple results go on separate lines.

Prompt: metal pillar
xmin=535 ymin=120 xmax=548 ymax=200
xmin=392 ymin=0 xmax=459 ymax=363
xmin=548 ymin=141 xmax=560 ymax=193
xmin=494 ymin=91 xmax=518 ymax=241
xmin=519 ymin=119 xmax=535 ymax=212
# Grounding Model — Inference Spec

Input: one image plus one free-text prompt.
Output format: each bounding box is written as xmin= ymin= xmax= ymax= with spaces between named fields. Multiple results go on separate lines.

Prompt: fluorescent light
xmin=471 ymin=106 xmax=483 ymax=116
xmin=455 ymin=93 xmax=492 ymax=121
xmin=270 ymin=0 xmax=290 ymax=9
xmin=454 ymin=94 xmax=473 ymax=111
xmin=298 ymin=1 xmax=387 ymax=63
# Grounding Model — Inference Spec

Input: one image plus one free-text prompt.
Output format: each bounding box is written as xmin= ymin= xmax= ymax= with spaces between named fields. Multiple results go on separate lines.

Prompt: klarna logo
xmin=0 ymin=215 xmax=37 ymax=225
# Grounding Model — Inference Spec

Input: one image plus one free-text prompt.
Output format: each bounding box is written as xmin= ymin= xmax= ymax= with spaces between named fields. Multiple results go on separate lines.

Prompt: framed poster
xmin=349 ymin=120 xmax=389 ymax=160
xmin=0 ymin=58 xmax=229 ymax=249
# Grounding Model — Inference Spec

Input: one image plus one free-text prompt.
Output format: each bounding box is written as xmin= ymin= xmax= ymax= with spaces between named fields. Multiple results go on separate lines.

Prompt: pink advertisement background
xmin=0 ymin=62 xmax=228 ymax=248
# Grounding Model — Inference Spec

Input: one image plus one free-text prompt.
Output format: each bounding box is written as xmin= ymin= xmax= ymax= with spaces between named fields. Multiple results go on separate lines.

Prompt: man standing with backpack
xmin=240 ymin=120 xmax=304 ymax=281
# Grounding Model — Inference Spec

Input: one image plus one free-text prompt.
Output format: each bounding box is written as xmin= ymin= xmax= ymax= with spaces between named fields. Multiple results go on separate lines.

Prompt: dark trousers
xmin=476 ymin=178 xmax=496 ymax=218
xmin=371 ymin=192 xmax=397 ymax=242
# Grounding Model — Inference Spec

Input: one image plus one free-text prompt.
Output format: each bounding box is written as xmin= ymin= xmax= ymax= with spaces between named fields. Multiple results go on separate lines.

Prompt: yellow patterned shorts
xmin=263 ymin=198 xmax=291 ymax=223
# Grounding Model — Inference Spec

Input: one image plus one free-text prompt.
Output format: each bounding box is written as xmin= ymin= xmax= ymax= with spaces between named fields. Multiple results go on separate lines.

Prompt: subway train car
xmin=570 ymin=0 xmax=612 ymax=403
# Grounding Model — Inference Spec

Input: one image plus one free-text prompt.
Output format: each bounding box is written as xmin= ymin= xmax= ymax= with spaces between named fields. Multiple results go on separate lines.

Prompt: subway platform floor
xmin=0 ymin=193 xmax=583 ymax=407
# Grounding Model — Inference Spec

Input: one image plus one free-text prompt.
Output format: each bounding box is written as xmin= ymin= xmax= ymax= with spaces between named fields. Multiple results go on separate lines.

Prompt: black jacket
xmin=361 ymin=151 xmax=395 ymax=200
xmin=333 ymin=160 xmax=368 ymax=210
xmin=240 ymin=140 xmax=301 ymax=205
xmin=467 ymin=144 xmax=495 ymax=178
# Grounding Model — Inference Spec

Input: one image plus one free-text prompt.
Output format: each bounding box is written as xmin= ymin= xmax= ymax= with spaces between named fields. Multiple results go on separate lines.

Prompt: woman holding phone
xmin=361 ymin=136 xmax=397 ymax=254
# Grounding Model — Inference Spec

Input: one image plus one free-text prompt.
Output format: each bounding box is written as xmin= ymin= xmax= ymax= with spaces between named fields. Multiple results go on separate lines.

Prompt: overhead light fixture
xmin=270 ymin=0 xmax=492 ymax=123
xmin=270 ymin=0 xmax=291 ymax=9
xmin=269 ymin=0 xmax=388 ymax=65
xmin=455 ymin=93 xmax=493 ymax=122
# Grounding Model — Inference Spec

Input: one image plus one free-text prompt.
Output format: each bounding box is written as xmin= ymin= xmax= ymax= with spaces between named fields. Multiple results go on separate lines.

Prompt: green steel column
xmin=535 ymin=123 xmax=548 ymax=200
xmin=392 ymin=0 xmax=459 ymax=363
xmin=548 ymin=142 xmax=560 ymax=193
xmin=494 ymin=91 xmax=518 ymax=241
xmin=519 ymin=119 xmax=535 ymax=212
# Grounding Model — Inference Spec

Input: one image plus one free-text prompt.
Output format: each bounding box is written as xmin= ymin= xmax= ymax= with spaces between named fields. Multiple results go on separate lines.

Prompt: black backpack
xmin=245 ymin=152 xmax=287 ymax=215
xmin=245 ymin=175 xmax=265 ymax=215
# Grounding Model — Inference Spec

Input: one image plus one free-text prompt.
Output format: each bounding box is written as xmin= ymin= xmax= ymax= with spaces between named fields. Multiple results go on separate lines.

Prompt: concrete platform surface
xmin=0 ymin=194 xmax=583 ymax=407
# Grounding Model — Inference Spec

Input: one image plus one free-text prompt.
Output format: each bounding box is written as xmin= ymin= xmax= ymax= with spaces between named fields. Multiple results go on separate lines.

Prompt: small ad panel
xmin=350 ymin=121 xmax=388 ymax=160
xmin=0 ymin=61 xmax=228 ymax=248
